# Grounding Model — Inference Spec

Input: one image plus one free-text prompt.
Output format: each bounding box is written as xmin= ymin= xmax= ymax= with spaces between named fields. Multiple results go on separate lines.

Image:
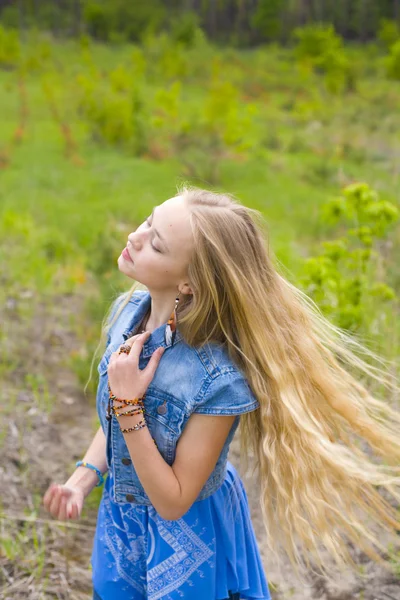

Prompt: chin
xmin=117 ymin=255 xmax=135 ymax=278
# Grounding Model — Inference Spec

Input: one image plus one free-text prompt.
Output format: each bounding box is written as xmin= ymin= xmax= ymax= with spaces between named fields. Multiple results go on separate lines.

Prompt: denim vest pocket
xmin=110 ymin=386 xmax=185 ymax=504
xmin=143 ymin=387 xmax=185 ymax=465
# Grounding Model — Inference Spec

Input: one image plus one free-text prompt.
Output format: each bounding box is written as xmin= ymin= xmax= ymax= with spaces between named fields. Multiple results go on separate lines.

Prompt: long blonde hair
xmin=92 ymin=184 xmax=400 ymax=582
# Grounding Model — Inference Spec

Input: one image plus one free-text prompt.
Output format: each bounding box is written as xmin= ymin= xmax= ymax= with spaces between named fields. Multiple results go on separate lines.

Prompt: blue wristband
xmin=76 ymin=460 xmax=104 ymax=487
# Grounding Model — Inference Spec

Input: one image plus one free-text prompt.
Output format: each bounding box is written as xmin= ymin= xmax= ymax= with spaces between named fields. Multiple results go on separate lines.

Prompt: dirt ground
xmin=1 ymin=290 xmax=399 ymax=600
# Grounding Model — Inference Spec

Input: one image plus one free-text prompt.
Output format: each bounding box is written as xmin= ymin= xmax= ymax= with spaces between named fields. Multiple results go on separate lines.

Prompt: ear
xmin=180 ymin=283 xmax=193 ymax=296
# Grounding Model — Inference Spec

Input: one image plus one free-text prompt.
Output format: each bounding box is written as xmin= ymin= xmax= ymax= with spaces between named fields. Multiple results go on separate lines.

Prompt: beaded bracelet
xmin=107 ymin=382 xmax=158 ymax=446
xmin=106 ymin=381 xmax=145 ymax=421
xmin=119 ymin=417 xmax=148 ymax=433
xmin=75 ymin=460 xmax=104 ymax=487
xmin=113 ymin=406 xmax=144 ymax=417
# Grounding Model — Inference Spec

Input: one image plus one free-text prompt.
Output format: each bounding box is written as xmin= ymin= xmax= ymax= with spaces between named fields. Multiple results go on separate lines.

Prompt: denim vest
xmin=96 ymin=290 xmax=260 ymax=506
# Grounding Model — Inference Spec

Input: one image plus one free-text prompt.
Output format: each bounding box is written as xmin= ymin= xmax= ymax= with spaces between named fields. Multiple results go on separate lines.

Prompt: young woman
xmin=43 ymin=186 xmax=400 ymax=599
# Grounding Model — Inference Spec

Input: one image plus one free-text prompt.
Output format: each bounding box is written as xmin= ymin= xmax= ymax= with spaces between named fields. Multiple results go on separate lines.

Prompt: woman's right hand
xmin=43 ymin=482 xmax=85 ymax=521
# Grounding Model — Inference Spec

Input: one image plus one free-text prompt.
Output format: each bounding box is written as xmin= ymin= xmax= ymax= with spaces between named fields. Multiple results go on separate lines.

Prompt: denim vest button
xmin=121 ymin=457 xmax=132 ymax=465
xmin=126 ymin=494 xmax=135 ymax=502
xmin=157 ymin=401 xmax=167 ymax=415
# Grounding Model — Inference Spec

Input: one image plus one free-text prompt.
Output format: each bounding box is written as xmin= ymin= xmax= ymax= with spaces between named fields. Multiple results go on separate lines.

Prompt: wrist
xmin=65 ymin=465 xmax=105 ymax=499
xmin=117 ymin=411 xmax=146 ymax=431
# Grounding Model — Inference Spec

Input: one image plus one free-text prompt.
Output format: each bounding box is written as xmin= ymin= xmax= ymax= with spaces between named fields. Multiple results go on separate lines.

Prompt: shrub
xmin=293 ymin=23 xmax=342 ymax=60
xmin=377 ymin=18 xmax=400 ymax=50
xmin=293 ymin=24 xmax=354 ymax=94
xmin=300 ymin=183 xmax=399 ymax=333
xmin=170 ymin=11 xmax=202 ymax=48
xmin=386 ymin=39 xmax=400 ymax=80
xmin=0 ymin=26 xmax=20 ymax=70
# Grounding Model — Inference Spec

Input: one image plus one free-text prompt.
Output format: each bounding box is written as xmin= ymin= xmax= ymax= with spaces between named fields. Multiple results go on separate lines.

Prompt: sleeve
xmin=193 ymin=370 xmax=260 ymax=416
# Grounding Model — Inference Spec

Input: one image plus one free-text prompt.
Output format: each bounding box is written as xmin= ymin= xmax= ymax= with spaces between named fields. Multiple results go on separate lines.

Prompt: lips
xmin=122 ymin=247 xmax=133 ymax=262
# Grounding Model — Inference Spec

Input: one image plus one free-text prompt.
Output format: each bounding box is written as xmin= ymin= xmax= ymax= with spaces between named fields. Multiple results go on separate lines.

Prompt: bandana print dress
xmin=91 ymin=460 xmax=271 ymax=600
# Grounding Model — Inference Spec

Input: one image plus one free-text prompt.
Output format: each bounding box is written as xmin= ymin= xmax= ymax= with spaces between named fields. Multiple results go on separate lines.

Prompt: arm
xmin=64 ymin=425 xmax=108 ymax=498
xmin=120 ymin=412 xmax=236 ymax=520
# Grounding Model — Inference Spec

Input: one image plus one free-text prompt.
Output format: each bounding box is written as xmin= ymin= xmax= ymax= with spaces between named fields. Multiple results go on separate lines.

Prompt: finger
xmin=43 ymin=483 xmax=56 ymax=509
xmin=72 ymin=502 xmax=80 ymax=519
xmin=122 ymin=332 xmax=146 ymax=353
xmin=68 ymin=502 xmax=76 ymax=519
xmin=126 ymin=334 xmax=141 ymax=343
xmin=59 ymin=495 xmax=68 ymax=521
xmin=128 ymin=331 xmax=151 ymax=365
xmin=113 ymin=334 xmax=141 ymax=355
xmin=49 ymin=486 xmax=62 ymax=517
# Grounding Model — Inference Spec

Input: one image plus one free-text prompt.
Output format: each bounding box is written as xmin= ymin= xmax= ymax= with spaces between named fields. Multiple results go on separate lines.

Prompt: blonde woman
xmin=43 ymin=186 xmax=400 ymax=599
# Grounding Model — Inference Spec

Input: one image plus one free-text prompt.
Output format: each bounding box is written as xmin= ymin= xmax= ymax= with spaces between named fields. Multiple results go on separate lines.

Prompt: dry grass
xmin=0 ymin=289 xmax=98 ymax=600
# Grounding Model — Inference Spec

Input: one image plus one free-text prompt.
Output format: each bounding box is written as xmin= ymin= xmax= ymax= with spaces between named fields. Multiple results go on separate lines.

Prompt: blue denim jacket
xmin=96 ymin=289 xmax=259 ymax=506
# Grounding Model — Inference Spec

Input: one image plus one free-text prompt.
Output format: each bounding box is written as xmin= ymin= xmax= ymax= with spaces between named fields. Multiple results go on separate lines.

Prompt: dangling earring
xmin=164 ymin=293 xmax=180 ymax=347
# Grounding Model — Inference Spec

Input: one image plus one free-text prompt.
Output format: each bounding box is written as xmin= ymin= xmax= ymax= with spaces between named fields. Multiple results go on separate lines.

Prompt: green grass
xmin=0 ymin=30 xmax=399 ymax=363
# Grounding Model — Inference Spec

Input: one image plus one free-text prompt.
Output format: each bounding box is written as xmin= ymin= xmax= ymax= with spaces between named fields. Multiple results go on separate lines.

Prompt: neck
xmin=144 ymin=290 xmax=179 ymax=332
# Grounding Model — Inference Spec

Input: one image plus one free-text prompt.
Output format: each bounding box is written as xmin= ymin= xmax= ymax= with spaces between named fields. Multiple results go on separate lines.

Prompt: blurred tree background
xmin=1 ymin=0 xmax=400 ymax=45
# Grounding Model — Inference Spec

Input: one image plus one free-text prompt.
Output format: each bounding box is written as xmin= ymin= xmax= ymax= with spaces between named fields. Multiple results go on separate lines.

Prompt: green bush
xmin=300 ymin=183 xmax=399 ymax=333
xmin=293 ymin=23 xmax=343 ymax=60
xmin=386 ymin=39 xmax=400 ymax=80
xmin=75 ymin=69 xmax=149 ymax=154
xmin=83 ymin=3 xmax=111 ymax=41
xmin=377 ymin=18 xmax=400 ymax=50
xmin=293 ymin=24 xmax=354 ymax=94
xmin=82 ymin=0 xmax=165 ymax=43
xmin=0 ymin=25 xmax=20 ymax=69
xmin=251 ymin=0 xmax=284 ymax=40
xmin=170 ymin=11 xmax=202 ymax=48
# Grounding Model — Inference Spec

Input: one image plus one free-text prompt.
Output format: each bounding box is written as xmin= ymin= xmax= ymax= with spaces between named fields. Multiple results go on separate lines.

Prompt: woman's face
xmin=118 ymin=195 xmax=194 ymax=292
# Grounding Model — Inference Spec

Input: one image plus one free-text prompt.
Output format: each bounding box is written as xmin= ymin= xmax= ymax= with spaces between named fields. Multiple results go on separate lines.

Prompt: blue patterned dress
xmin=91 ymin=459 xmax=272 ymax=599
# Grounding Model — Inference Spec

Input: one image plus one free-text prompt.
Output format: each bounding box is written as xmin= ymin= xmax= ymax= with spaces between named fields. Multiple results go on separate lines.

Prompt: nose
xmin=128 ymin=232 xmax=144 ymax=249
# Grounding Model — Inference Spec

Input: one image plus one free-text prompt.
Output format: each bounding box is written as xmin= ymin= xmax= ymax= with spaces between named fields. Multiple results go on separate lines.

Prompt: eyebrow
xmin=150 ymin=206 xmax=169 ymax=251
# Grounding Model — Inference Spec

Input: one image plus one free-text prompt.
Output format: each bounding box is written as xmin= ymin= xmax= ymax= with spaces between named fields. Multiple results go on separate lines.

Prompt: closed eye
xmin=145 ymin=219 xmax=162 ymax=253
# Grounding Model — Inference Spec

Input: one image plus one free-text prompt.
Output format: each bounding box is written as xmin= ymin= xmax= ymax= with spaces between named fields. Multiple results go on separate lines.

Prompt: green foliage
xmin=170 ymin=78 xmax=258 ymax=183
xmin=0 ymin=5 xmax=20 ymax=29
xmin=143 ymin=33 xmax=189 ymax=82
xmin=377 ymin=18 xmax=400 ymax=50
xmin=251 ymin=0 xmax=285 ymax=40
xmin=293 ymin=24 xmax=354 ymax=94
xmin=386 ymin=39 xmax=400 ymax=80
xmin=0 ymin=25 xmax=20 ymax=69
xmin=2 ymin=0 xmax=400 ymax=46
xmin=293 ymin=24 xmax=343 ymax=59
xmin=82 ymin=0 xmax=165 ymax=43
xmin=75 ymin=66 xmax=148 ymax=154
xmin=300 ymin=183 xmax=399 ymax=332
xmin=83 ymin=2 xmax=111 ymax=41
xmin=170 ymin=11 xmax=203 ymax=48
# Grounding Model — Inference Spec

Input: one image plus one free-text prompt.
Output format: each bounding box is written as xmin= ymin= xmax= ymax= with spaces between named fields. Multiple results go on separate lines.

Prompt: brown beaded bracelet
xmin=106 ymin=382 xmax=157 ymax=446
xmin=120 ymin=417 xmax=147 ymax=433
xmin=107 ymin=382 xmax=145 ymax=405
xmin=113 ymin=406 xmax=145 ymax=418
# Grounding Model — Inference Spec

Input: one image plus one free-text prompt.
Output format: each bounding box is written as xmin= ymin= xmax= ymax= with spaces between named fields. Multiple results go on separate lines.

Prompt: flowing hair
xmin=88 ymin=184 xmax=400 ymax=583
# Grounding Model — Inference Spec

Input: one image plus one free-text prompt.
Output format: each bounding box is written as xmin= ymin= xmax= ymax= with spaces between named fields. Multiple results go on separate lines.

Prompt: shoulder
xmin=189 ymin=342 xmax=260 ymax=416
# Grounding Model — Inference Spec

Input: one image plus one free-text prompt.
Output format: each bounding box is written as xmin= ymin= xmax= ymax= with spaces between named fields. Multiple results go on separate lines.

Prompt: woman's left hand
xmin=108 ymin=331 xmax=165 ymax=402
